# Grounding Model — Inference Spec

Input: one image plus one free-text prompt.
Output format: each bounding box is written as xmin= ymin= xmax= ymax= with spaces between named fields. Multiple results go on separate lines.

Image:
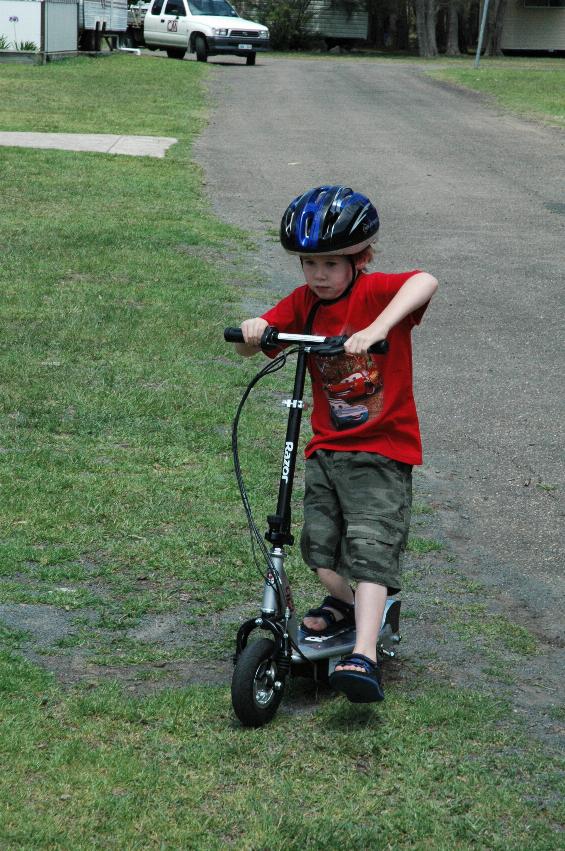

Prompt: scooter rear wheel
xmin=231 ymin=638 xmax=284 ymax=727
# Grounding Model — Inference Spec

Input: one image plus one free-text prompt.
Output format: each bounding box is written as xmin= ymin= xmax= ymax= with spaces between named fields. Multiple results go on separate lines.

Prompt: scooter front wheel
xmin=231 ymin=638 xmax=285 ymax=727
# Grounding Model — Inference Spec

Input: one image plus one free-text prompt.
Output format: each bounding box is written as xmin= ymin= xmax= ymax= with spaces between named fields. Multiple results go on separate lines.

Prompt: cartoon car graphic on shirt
xmin=328 ymin=399 xmax=369 ymax=430
xmin=323 ymin=366 xmax=381 ymax=401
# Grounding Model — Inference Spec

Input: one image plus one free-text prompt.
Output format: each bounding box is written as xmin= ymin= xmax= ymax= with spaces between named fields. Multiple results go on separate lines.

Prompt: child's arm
xmin=344 ymin=272 xmax=438 ymax=355
xmin=235 ymin=317 xmax=269 ymax=357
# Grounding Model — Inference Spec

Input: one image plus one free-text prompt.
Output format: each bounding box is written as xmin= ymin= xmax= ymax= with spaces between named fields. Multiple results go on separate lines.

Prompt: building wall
xmin=502 ymin=1 xmax=565 ymax=50
xmin=0 ymin=0 xmax=78 ymax=51
xmin=45 ymin=1 xmax=78 ymax=52
xmin=0 ymin=0 xmax=42 ymax=48
xmin=308 ymin=0 xmax=368 ymax=40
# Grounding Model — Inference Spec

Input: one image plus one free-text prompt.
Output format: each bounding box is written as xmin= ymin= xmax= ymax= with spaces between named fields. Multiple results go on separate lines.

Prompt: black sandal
xmin=300 ymin=594 xmax=355 ymax=637
xmin=329 ymin=653 xmax=385 ymax=703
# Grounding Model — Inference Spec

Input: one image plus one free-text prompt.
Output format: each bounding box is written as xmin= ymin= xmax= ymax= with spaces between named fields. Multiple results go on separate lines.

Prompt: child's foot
xmin=329 ymin=653 xmax=384 ymax=703
xmin=301 ymin=594 xmax=355 ymax=636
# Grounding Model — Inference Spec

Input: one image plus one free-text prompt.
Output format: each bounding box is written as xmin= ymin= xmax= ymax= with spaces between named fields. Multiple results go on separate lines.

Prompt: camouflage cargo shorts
xmin=300 ymin=450 xmax=412 ymax=593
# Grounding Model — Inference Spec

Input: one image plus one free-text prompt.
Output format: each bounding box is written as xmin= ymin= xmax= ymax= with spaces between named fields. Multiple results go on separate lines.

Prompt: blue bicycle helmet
xmin=280 ymin=185 xmax=379 ymax=256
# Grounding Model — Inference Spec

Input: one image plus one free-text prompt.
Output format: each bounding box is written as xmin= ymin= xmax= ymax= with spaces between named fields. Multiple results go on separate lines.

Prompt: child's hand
xmin=344 ymin=325 xmax=388 ymax=355
xmin=241 ymin=317 xmax=269 ymax=347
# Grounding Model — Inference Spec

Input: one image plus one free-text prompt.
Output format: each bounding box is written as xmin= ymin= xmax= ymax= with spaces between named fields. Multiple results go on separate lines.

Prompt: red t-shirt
xmin=261 ymin=271 xmax=428 ymax=464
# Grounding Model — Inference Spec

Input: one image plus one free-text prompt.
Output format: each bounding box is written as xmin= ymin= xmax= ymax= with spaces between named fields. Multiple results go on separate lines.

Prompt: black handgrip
xmin=317 ymin=336 xmax=389 ymax=357
xmin=367 ymin=339 xmax=389 ymax=355
xmin=224 ymin=327 xmax=245 ymax=343
xmin=328 ymin=336 xmax=389 ymax=355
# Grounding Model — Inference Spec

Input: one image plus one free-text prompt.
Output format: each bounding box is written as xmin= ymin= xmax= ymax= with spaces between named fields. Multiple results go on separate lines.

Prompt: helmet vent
xmin=322 ymin=210 xmax=339 ymax=238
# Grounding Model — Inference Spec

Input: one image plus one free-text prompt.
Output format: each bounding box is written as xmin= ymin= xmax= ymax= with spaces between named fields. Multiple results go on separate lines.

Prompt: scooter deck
xmin=292 ymin=626 xmax=356 ymax=663
xmin=291 ymin=599 xmax=401 ymax=664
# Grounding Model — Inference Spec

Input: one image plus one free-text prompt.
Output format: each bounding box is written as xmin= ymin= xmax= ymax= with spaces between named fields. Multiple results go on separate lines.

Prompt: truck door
xmin=160 ymin=0 xmax=189 ymax=47
xmin=144 ymin=0 xmax=167 ymax=44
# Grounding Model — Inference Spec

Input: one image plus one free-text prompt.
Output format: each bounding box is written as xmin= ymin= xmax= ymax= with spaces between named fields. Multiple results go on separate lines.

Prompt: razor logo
xmin=281 ymin=441 xmax=293 ymax=483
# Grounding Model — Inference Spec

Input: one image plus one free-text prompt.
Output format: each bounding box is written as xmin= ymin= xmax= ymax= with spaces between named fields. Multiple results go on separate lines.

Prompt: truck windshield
xmin=188 ymin=0 xmax=238 ymax=16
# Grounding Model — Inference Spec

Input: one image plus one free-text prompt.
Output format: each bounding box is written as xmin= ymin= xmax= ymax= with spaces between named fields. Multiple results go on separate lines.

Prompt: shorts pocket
xmin=345 ymin=515 xmax=403 ymax=547
xmin=342 ymin=515 xmax=403 ymax=587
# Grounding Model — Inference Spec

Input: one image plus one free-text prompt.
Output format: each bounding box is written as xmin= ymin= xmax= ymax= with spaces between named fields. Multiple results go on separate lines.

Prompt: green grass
xmin=1 ymin=648 xmax=563 ymax=850
xmin=451 ymin=613 xmax=540 ymax=656
xmin=0 ymin=55 xmax=563 ymax=847
xmin=412 ymin=500 xmax=435 ymax=515
xmin=407 ymin=536 xmax=443 ymax=554
xmin=427 ymin=59 xmax=565 ymax=127
xmin=0 ymin=56 xmax=271 ymax=627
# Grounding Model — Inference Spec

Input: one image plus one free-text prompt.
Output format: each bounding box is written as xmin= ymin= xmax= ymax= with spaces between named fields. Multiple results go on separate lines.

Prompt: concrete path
xmin=0 ymin=131 xmax=177 ymax=158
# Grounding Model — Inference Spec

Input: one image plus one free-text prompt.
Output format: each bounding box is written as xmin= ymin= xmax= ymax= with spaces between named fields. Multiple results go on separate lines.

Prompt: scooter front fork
xmin=234 ymin=548 xmax=297 ymax=667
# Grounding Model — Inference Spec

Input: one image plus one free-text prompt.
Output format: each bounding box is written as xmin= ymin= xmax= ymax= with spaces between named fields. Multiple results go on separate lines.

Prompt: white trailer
xmin=308 ymin=0 xmax=368 ymax=46
xmin=501 ymin=1 xmax=565 ymax=54
xmin=78 ymin=0 xmax=128 ymax=49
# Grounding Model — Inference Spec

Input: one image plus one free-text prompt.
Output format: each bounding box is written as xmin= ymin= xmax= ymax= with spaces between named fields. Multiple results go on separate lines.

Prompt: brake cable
xmin=231 ymin=347 xmax=299 ymax=597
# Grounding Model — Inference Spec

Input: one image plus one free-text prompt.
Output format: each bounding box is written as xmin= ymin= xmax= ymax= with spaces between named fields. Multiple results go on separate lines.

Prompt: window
xmin=151 ymin=0 xmax=165 ymax=14
xmin=188 ymin=1 xmax=238 ymax=16
xmin=165 ymin=0 xmax=186 ymax=14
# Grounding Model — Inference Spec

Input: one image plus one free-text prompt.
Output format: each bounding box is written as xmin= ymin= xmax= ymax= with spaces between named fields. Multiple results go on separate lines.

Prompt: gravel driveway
xmin=194 ymin=55 xmax=564 ymax=713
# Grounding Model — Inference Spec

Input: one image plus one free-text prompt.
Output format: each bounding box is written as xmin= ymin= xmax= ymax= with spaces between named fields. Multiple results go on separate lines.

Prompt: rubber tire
xmin=166 ymin=47 xmax=186 ymax=59
xmin=246 ymin=52 xmax=256 ymax=66
xmin=195 ymin=35 xmax=208 ymax=62
xmin=231 ymin=638 xmax=284 ymax=727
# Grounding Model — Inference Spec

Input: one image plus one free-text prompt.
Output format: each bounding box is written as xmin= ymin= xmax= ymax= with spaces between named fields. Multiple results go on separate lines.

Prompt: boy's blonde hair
xmin=353 ymin=245 xmax=375 ymax=272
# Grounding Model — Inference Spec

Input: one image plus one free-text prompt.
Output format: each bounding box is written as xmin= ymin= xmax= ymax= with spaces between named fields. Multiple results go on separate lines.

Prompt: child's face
xmin=301 ymin=255 xmax=353 ymax=301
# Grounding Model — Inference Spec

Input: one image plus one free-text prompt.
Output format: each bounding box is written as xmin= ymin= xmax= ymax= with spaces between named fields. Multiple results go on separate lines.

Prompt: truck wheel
xmin=194 ymin=35 xmax=208 ymax=62
xmin=166 ymin=47 xmax=186 ymax=59
xmin=246 ymin=52 xmax=256 ymax=66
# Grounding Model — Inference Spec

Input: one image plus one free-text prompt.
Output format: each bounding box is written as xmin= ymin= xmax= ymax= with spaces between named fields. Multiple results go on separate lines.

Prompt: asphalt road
xmin=194 ymin=56 xmax=564 ymax=640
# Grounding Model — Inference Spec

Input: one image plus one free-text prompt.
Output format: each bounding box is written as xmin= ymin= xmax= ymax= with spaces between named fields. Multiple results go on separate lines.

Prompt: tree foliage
xmin=240 ymin=0 xmax=508 ymax=57
xmin=241 ymin=0 xmax=313 ymax=49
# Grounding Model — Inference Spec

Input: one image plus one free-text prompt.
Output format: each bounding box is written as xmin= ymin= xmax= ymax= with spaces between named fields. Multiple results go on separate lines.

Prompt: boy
xmin=236 ymin=185 xmax=438 ymax=703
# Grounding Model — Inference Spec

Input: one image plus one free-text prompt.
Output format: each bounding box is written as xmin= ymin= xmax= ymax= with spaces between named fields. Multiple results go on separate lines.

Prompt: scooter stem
xmin=261 ymin=547 xmax=298 ymax=644
xmin=266 ymin=346 xmax=309 ymax=547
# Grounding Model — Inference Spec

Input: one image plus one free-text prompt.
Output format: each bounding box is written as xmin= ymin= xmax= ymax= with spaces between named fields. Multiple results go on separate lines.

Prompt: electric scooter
xmin=224 ymin=325 xmax=402 ymax=727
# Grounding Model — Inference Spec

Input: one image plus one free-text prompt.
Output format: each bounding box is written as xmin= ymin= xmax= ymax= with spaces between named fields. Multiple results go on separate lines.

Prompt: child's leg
xmin=301 ymin=451 xmax=353 ymax=632
xmin=302 ymin=568 xmax=354 ymax=631
xmin=334 ymin=581 xmax=387 ymax=671
xmin=332 ymin=454 xmax=411 ymax=668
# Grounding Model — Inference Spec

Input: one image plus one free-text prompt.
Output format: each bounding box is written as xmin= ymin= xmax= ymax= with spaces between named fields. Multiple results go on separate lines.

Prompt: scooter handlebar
xmin=368 ymin=340 xmax=389 ymax=355
xmin=223 ymin=326 xmax=389 ymax=355
xmin=325 ymin=335 xmax=389 ymax=356
xmin=224 ymin=327 xmax=245 ymax=343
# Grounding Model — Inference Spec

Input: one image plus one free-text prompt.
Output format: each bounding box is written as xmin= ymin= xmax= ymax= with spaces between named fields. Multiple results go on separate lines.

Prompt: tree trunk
xmin=415 ymin=0 xmax=439 ymax=56
xmin=366 ymin=0 xmax=382 ymax=48
xmin=445 ymin=0 xmax=461 ymax=55
xmin=425 ymin=0 xmax=439 ymax=56
xmin=387 ymin=12 xmax=398 ymax=48
xmin=485 ymin=0 xmax=508 ymax=55
xmin=396 ymin=3 xmax=410 ymax=50
xmin=436 ymin=6 xmax=447 ymax=52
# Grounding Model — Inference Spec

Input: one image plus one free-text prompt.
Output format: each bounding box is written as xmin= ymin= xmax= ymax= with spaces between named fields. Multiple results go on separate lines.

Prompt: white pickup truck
xmin=126 ymin=0 xmax=270 ymax=64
